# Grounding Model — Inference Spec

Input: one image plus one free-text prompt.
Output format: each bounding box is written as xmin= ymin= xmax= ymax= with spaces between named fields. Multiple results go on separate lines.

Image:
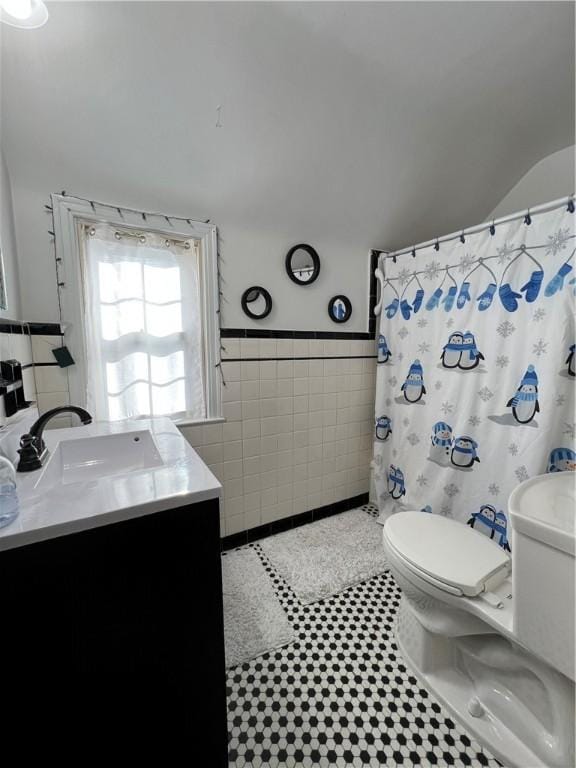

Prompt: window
xmin=53 ymin=196 xmax=221 ymax=424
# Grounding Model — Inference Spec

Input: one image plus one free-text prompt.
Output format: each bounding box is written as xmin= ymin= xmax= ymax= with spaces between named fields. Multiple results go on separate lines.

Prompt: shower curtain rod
xmin=379 ymin=194 xmax=575 ymax=262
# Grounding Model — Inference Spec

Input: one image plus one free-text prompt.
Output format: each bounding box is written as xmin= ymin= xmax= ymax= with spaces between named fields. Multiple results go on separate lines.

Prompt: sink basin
xmin=35 ymin=429 xmax=164 ymax=489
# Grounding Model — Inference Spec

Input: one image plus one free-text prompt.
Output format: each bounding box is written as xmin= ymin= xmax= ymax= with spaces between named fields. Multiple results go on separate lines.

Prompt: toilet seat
xmin=384 ymin=511 xmax=511 ymax=597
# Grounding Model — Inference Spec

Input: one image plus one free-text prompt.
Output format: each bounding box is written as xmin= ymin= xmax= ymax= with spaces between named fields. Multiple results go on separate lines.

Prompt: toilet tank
xmin=509 ymin=472 xmax=575 ymax=682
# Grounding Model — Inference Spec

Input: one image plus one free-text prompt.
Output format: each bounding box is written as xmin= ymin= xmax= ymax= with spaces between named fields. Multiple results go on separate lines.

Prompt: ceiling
xmin=1 ymin=1 xmax=574 ymax=252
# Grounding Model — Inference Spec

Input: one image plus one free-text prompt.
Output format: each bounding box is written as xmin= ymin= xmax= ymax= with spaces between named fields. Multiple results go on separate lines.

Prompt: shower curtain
xmin=373 ymin=202 xmax=575 ymax=550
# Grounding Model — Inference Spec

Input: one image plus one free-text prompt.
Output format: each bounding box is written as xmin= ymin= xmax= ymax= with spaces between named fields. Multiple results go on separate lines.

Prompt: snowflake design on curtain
xmin=423 ymin=261 xmax=442 ymax=281
xmin=496 ymin=242 xmax=515 ymax=264
xmin=397 ymin=268 xmax=412 ymax=286
xmin=458 ymin=253 xmax=476 ymax=274
xmin=532 ymin=339 xmax=548 ymax=357
xmin=545 ymin=227 xmax=571 ymax=256
xmin=373 ymin=204 xmax=574 ymax=529
xmin=497 ymin=320 xmax=515 ymax=338
xmin=515 ymin=466 xmax=529 ymax=483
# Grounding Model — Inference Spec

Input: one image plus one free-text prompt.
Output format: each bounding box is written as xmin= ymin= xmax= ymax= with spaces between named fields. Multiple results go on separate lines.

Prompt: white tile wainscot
xmin=180 ymin=337 xmax=376 ymax=537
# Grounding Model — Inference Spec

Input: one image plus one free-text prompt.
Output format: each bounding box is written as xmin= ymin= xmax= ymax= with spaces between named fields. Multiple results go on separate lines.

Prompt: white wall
xmin=10 ymin=183 xmax=371 ymax=332
xmin=488 ymin=145 xmax=575 ymax=220
xmin=3 ymin=2 xmax=574 ymax=332
xmin=0 ymin=147 xmax=22 ymax=320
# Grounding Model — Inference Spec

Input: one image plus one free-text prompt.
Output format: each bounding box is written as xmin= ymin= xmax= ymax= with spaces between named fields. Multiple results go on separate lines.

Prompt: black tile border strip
xmin=222 ymin=356 xmax=377 ymax=363
xmin=221 ymin=328 xmax=374 ymax=340
xmin=0 ymin=320 xmax=62 ymax=336
xmin=220 ymin=492 xmax=369 ymax=550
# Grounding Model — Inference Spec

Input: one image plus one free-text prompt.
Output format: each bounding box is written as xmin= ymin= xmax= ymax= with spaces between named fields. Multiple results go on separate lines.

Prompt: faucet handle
xmin=17 ymin=433 xmax=43 ymax=473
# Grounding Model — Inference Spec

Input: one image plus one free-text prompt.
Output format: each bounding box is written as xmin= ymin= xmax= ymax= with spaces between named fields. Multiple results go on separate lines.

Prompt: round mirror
xmin=285 ymin=244 xmax=320 ymax=285
xmin=328 ymin=295 xmax=352 ymax=324
xmin=241 ymin=286 xmax=272 ymax=320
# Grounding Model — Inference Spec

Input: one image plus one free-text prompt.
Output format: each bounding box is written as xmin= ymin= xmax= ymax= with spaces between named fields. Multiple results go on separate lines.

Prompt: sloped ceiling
xmin=1 ymin=1 xmax=574 ymax=251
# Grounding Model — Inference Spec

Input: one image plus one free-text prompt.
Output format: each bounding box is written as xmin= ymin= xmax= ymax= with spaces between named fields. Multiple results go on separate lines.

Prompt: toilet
xmin=382 ymin=472 xmax=575 ymax=768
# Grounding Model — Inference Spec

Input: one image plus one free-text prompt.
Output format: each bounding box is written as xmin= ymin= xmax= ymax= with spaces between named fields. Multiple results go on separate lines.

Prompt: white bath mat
xmin=259 ymin=508 xmax=388 ymax=605
xmin=222 ymin=547 xmax=294 ymax=668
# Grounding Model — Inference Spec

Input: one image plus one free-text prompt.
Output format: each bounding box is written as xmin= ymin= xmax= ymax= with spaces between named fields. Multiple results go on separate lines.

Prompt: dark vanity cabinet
xmin=0 ymin=498 xmax=227 ymax=763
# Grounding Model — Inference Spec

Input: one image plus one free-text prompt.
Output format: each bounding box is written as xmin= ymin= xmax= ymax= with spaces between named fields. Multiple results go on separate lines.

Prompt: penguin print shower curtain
xmin=373 ymin=201 xmax=575 ymax=550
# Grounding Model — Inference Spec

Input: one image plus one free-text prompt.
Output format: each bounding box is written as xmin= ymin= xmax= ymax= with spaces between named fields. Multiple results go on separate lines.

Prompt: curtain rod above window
xmin=375 ymin=194 xmax=575 ymax=263
xmin=85 ymin=223 xmax=194 ymax=250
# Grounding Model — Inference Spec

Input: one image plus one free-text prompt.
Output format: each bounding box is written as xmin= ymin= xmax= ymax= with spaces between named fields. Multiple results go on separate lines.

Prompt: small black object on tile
xmin=0 ymin=359 xmax=29 ymax=417
xmin=52 ymin=346 xmax=75 ymax=368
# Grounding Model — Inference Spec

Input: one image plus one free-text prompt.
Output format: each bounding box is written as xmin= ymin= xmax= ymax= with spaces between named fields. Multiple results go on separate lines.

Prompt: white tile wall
xmin=180 ymin=337 xmax=376 ymax=537
xmin=25 ymin=332 xmax=377 ymax=529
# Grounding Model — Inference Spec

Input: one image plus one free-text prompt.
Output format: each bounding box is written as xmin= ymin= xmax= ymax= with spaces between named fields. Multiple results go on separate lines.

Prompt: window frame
xmin=52 ymin=194 xmax=222 ymax=425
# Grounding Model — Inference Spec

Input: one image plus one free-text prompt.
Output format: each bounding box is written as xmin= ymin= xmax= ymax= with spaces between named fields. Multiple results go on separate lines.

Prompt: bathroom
xmin=0 ymin=1 xmax=574 ymax=765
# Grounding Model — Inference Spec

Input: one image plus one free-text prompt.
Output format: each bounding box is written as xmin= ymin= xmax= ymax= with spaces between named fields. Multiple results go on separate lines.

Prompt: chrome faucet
xmin=17 ymin=406 xmax=93 ymax=472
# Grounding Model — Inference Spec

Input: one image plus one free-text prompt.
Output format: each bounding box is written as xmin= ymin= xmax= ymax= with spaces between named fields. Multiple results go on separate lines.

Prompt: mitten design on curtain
xmin=545 ymin=261 xmax=573 ymax=297
xmin=477 ymin=283 xmax=497 ymax=310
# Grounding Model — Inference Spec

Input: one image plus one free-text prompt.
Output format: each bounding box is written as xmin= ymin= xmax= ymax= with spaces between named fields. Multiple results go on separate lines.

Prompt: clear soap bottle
xmin=0 ymin=455 xmax=19 ymax=529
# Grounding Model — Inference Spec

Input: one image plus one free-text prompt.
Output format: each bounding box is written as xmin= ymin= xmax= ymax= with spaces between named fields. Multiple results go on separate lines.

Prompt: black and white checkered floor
xmin=226 ymin=504 xmax=501 ymax=768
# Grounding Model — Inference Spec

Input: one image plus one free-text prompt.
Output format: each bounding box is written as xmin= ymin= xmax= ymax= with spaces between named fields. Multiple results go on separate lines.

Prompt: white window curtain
xmin=80 ymin=223 xmax=206 ymax=422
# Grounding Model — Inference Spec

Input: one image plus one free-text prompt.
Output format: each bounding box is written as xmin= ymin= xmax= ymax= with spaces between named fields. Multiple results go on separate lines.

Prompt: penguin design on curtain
xmin=372 ymin=200 xmax=575 ymax=528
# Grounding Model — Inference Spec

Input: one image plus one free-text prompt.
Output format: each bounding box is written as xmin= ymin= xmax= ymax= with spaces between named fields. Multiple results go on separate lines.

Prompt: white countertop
xmin=0 ymin=416 xmax=221 ymax=552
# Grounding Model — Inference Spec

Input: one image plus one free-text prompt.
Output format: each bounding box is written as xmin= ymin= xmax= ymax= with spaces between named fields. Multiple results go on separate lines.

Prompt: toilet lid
xmin=384 ymin=511 xmax=511 ymax=597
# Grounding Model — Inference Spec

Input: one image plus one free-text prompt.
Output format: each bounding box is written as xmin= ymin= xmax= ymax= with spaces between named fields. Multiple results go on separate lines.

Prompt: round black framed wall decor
xmin=285 ymin=244 xmax=321 ymax=285
xmin=328 ymin=295 xmax=352 ymax=323
xmin=241 ymin=286 xmax=273 ymax=320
